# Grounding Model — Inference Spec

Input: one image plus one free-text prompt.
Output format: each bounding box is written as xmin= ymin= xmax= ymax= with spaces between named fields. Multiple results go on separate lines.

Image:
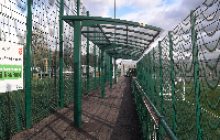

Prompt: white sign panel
xmin=0 ymin=42 xmax=23 ymax=93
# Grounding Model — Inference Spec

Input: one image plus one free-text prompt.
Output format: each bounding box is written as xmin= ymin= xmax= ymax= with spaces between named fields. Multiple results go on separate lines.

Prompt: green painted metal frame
xmin=98 ymin=49 xmax=101 ymax=85
xmin=159 ymin=41 xmax=164 ymax=115
xmin=86 ymin=11 xmax=90 ymax=94
xmin=61 ymin=15 xmax=161 ymax=60
xmin=73 ymin=20 xmax=82 ymax=128
xmin=93 ymin=29 xmax=97 ymax=89
xmin=133 ymin=79 xmax=178 ymax=140
xmin=25 ymin=0 xmax=33 ymax=129
xmin=101 ymin=50 xmax=105 ymax=97
xmin=62 ymin=16 xmax=161 ymax=31
xmin=59 ymin=0 xmax=161 ymax=129
xmin=73 ymin=0 xmax=82 ymax=128
xmin=59 ymin=0 xmax=64 ymax=108
xmin=114 ymin=59 xmax=117 ymax=84
xmin=191 ymin=11 xmax=202 ymax=140
xmin=98 ymin=43 xmax=144 ymax=52
xmin=168 ymin=31 xmax=177 ymax=135
xmin=81 ymin=31 xmax=153 ymax=42
xmin=109 ymin=56 xmax=113 ymax=88
xmin=97 ymin=25 xmax=158 ymax=37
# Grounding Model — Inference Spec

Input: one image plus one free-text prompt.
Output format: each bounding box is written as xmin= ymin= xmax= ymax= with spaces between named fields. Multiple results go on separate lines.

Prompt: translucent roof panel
xmin=62 ymin=16 xmax=162 ymax=60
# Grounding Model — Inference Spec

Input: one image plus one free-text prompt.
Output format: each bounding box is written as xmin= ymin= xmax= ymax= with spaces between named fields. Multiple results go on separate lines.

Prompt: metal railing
xmin=132 ymin=78 xmax=177 ymax=140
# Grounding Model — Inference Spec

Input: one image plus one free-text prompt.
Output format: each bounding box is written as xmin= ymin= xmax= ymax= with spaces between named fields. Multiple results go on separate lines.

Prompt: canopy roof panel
xmin=62 ymin=16 xmax=162 ymax=60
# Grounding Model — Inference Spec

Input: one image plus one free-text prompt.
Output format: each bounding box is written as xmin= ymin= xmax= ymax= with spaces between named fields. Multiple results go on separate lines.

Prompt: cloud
xmin=82 ymin=0 xmax=112 ymax=16
xmin=82 ymin=0 xmax=202 ymax=30
xmin=82 ymin=0 xmax=162 ymax=17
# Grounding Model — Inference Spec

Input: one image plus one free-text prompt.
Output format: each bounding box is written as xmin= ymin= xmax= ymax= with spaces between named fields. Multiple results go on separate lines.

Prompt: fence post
xmin=25 ymin=0 xmax=33 ymax=129
xmin=73 ymin=0 xmax=82 ymax=128
xmin=101 ymin=50 xmax=105 ymax=97
xmin=58 ymin=0 xmax=64 ymax=108
xmin=105 ymin=55 xmax=108 ymax=83
xmin=94 ymin=45 xmax=97 ymax=88
xmin=191 ymin=11 xmax=202 ymax=140
xmin=168 ymin=31 xmax=177 ymax=134
xmin=152 ymin=49 xmax=156 ymax=105
xmin=110 ymin=56 xmax=113 ymax=89
xmin=99 ymin=49 xmax=101 ymax=85
xmin=104 ymin=53 xmax=108 ymax=88
xmin=86 ymin=11 xmax=90 ymax=94
xmin=114 ymin=58 xmax=117 ymax=84
xmin=159 ymin=41 xmax=164 ymax=115
xmin=48 ymin=48 xmax=52 ymax=78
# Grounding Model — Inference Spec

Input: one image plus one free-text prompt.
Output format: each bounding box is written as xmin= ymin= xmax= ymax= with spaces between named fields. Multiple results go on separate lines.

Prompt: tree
xmin=32 ymin=26 xmax=49 ymax=72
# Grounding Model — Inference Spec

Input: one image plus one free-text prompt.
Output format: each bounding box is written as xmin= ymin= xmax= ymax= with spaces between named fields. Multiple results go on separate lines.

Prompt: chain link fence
xmin=135 ymin=0 xmax=220 ymax=139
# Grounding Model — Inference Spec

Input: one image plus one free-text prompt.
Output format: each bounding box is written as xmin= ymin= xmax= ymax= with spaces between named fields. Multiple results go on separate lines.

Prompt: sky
xmin=82 ymin=0 xmax=202 ymax=31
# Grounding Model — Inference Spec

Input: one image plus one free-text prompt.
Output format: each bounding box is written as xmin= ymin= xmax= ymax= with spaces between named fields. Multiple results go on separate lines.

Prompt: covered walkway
xmin=12 ymin=77 xmax=141 ymax=140
xmin=1 ymin=0 xmax=219 ymax=139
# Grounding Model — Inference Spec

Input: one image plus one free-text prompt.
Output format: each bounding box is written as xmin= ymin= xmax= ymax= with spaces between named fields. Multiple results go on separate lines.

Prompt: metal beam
xmin=109 ymin=37 xmax=150 ymax=46
xmin=81 ymin=31 xmax=154 ymax=42
xmin=98 ymin=43 xmax=144 ymax=51
xmin=100 ymin=25 xmax=157 ymax=38
xmin=62 ymin=16 xmax=162 ymax=31
xmin=106 ymin=41 xmax=145 ymax=49
xmin=97 ymin=25 xmax=111 ymax=44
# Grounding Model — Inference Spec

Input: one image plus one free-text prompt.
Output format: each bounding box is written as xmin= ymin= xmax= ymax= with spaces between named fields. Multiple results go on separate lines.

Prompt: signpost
xmin=0 ymin=42 xmax=23 ymax=93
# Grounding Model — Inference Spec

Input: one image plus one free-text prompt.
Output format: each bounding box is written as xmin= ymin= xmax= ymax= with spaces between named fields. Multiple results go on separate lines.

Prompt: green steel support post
xmin=59 ymin=0 xmax=64 ymax=108
xmin=86 ymin=11 xmax=90 ymax=94
xmin=48 ymin=48 xmax=51 ymax=78
xmin=148 ymin=53 xmax=153 ymax=101
xmin=25 ymin=0 xmax=33 ymax=129
xmin=152 ymin=49 xmax=156 ymax=105
xmin=77 ymin=0 xmax=80 ymax=16
xmin=110 ymin=56 xmax=113 ymax=88
xmin=106 ymin=55 xmax=109 ymax=83
xmin=106 ymin=55 xmax=108 ymax=83
xmin=98 ymin=49 xmax=101 ymax=85
xmin=101 ymin=50 xmax=105 ymax=97
xmin=73 ymin=21 xmax=82 ymax=127
xmin=94 ymin=45 xmax=97 ymax=88
xmin=168 ymin=31 xmax=177 ymax=135
xmin=74 ymin=0 xmax=82 ymax=128
xmin=113 ymin=0 xmax=117 ymax=82
xmin=114 ymin=58 xmax=117 ymax=84
xmin=105 ymin=54 xmax=108 ymax=85
xmin=159 ymin=45 xmax=165 ymax=139
xmin=159 ymin=41 xmax=164 ymax=115
xmin=147 ymin=56 xmax=151 ymax=95
xmin=191 ymin=11 xmax=202 ymax=140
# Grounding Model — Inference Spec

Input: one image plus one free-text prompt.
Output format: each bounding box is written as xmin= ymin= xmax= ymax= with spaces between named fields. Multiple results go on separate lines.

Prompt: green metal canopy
xmin=62 ymin=16 xmax=162 ymax=60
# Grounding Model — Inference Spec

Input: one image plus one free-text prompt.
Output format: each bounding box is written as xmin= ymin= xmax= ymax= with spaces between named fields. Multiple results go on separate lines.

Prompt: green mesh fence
xmin=0 ymin=0 xmax=115 ymax=139
xmin=135 ymin=0 xmax=220 ymax=139
xmin=0 ymin=0 xmax=79 ymax=139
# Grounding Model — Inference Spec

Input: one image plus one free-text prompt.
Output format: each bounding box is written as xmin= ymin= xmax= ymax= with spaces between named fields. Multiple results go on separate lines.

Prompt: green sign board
xmin=0 ymin=42 xmax=23 ymax=93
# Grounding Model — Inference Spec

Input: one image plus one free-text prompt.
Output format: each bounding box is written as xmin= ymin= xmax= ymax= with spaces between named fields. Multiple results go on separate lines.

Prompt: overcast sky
xmin=82 ymin=0 xmax=202 ymax=31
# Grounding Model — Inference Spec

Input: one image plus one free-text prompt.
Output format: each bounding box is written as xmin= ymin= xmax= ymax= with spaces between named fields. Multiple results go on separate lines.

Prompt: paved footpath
xmin=12 ymin=77 xmax=141 ymax=140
